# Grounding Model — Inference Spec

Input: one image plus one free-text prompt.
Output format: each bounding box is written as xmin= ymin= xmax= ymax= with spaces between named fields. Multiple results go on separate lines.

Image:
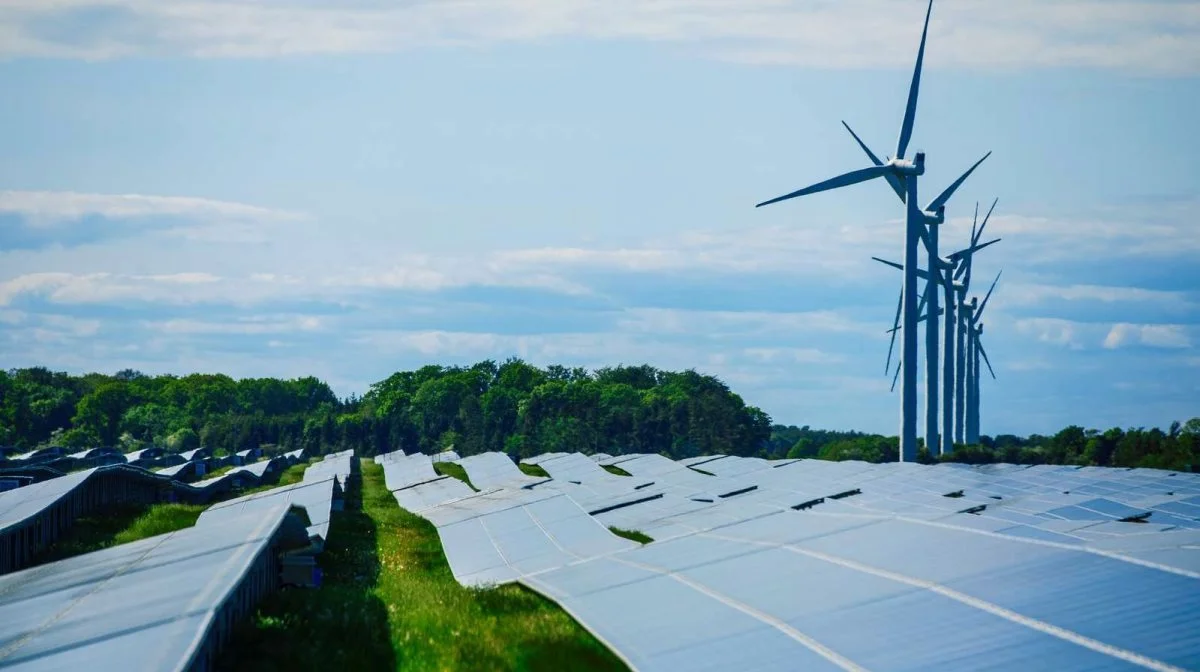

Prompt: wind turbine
xmin=965 ymin=271 xmax=1001 ymax=444
xmin=951 ymin=199 xmax=998 ymax=444
xmin=846 ymin=127 xmax=991 ymax=454
xmin=755 ymin=0 xmax=945 ymax=461
xmin=874 ymin=231 xmax=999 ymax=454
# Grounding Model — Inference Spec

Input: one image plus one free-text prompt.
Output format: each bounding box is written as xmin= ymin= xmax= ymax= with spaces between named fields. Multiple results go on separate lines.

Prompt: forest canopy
xmin=1 ymin=362 xmax=1195 ymax=471
xmin=0 ymin=361 xmax=771 ymax=460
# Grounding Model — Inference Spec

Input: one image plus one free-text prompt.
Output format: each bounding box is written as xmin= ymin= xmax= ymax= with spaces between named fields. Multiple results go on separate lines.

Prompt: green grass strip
xmin=433 ymin=461 xmax=478 ymax=491
xmin=518 ymin=462 xmax=550 ymax=478
xmin=31 ymin=502 xmax=207 ymax=564
xmin=220 ymin=461 xmax=628 ymax=671
xmin=607 ymin=527 xmax=653 ymax=545
xmin=601 ymin=464 xmax=632 ymax=477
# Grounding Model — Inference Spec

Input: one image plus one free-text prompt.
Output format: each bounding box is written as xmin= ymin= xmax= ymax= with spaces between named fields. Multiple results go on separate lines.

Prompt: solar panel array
xmin=387 ymin=450 xmax=1200 ymax=671
xmin=0 ymin=451 xmax=359 ymax=671
xmin=0 ymin=451 xmax=316 ymax=575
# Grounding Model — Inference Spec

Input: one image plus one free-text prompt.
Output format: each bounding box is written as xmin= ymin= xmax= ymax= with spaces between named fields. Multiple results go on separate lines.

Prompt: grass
xmin=205 ymin=464 xmax=236 ymax=479
xmin=519 ymin=463 xmax=550 ymax=478
xmin=601 ymin=464 xmax=632 ymax=477
xmin=607 ymin=527 xmax=653 ymax=545
xmin=30 ymin=502 xmax=207 ymax=564
xmin=434 ymin=461 xmax=479 ymax=491
xmin=220 ymin=461 xmax=628 ymax=672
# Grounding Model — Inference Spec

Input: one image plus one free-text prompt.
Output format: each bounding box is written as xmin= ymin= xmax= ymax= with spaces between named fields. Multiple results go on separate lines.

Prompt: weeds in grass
xmin=607 ymin=527 xmax=653 ymax=545
xmin=518 ymin=463 xmax=550 ymax=478
xmin=220 ymin=461 xmax=628 ymax=671
xmin=601 ymin=464 xmax=632 ymax=477
xmin=433 ymin=461 xmax=478 ymax=491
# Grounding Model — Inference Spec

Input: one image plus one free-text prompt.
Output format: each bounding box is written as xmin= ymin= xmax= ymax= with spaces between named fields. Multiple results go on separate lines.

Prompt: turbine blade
xmin=947 ymin=236 xmax=1001 ymax=262
xmin=971 ymin=237 xmax=1001 ymax=254
xmin=926 ymin=151 xmax=992 ymax=212
xmin=756 ymin=165 xmax=890 ymax=208
xmin=885 ymin=287 xmax=902 ymax=374
xmin=872 ymin=256 xmax=904 ymax=272
xmin=976 ymin=269 xmax=1002 ymax=320
xmin=891 ymin=357 xmax=902 ymax=392
xmin=973 ymin=197 xmax=999 ymax=246
xmin=842 ymin=121 xmax=908 ymax=203
xmin=842 ymin=121 xmax=884 ymax=167
xmin=872 ymin=256 xmax=932 ymax=281
xmin=895 ymin=0 xmax=933 ymax=160
xmin=978 ymin=341 xmax=997 ymax=380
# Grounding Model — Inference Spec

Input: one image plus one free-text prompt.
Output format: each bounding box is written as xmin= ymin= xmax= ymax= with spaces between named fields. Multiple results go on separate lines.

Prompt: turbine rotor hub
xmin=889 ymin=152 xmax=926 ymax=176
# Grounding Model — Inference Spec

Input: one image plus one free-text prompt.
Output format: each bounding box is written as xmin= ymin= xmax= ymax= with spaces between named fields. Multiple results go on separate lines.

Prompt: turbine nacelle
xmin=922 ymin=204 xmax=946 ymax=225
xmin=888 ymin=152 xmax=926 ymax=176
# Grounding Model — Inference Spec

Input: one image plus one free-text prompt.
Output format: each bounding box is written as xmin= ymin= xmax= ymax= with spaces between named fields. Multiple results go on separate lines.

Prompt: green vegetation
xmin=765 ymin=421 xmax=1200 ymax=471
xmin=31 ymin=502 xmax=207 ymax=565
xmin=206 ymin=464 xmax=236 ymax=479
xmin=608 ymin=527 xmax=653 ymax=545
xmin=0 ymin=362 xmax=770 ymax=462
xmin=689 ymin=467 xmax=715 ymax=476
xmin=434 ymin=461 xmax=478 ymax=491
xmin=2 ymin=365 xmax=1194 ymax=471
xmin=601 ymin=465 xmax=632 ymax=477
xmin=220 ymin=462 xmax=627 ymax=671
xmin=518 ymin=462 xmax=550 ymax=478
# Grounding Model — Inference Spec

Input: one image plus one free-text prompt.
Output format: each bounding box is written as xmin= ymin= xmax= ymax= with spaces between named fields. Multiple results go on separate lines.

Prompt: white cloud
xmin=0 ymin=190 xmax=300 ymax=225
xmin=969 ymin=210 xmax=1200 ymax=262
xmin=0 ymin=309 xmax=25 ymax=325
xmin=0 ymin=271 xmax=279 ymax=306
xmin=1103 ymin=323 xmax=1192 ymax=350
xmin=1 ymin=0 xmax=1197 ymax=74
xmin=1002 ymin=283 xmax=1193 ymax=308
xmin=743 ymin=347 xmax=844 ymax=365
xmin=1014 ymin=317 xmax=1088 ymax=349
xmin=147 ymin=314 xmax=325 ymax=335
xmin=616 ymin=307 xmax=882 ymax=338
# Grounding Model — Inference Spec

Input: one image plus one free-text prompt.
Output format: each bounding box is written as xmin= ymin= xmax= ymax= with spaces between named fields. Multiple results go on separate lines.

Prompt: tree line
xmin=766 ymin=422 xmax=1199 ymax=472
xmin=0 ymin=360 xmax=772 ymax=460
xmin=2 ymin=363 xmax=1194 ymax=471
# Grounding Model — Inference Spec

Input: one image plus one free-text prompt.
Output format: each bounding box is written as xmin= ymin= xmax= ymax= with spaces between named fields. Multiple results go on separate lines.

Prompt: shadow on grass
xmin=216 ymin=483 xmax=396 ymax=672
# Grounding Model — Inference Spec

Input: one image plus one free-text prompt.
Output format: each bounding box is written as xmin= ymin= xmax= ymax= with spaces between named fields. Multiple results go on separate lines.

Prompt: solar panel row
xmin=388 ymin=450 xmax=1200 ymax=671
xmin=0 ymin=452 xmax=358 ymax=671
xmin=0 ymin=452 xmax=313 ymax=575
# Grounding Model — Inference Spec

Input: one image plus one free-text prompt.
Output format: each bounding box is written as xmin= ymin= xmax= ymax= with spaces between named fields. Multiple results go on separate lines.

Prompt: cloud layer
xmin=2 ymin=0 xmax=1199 ymax=73
xmin=3 ymin=188 xmax=1198 ymax=434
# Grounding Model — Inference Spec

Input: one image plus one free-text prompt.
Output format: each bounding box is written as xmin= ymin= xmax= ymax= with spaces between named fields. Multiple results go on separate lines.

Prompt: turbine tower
xmin=875 ymin=231 xmax=999 ymax=454
xmin=755 ymin=0 xmax=948 ymax=461
xmin=951 ymin=200 xmax=998 ymax=443
xmin=965 ymin=271 xmax=1001 ymax=443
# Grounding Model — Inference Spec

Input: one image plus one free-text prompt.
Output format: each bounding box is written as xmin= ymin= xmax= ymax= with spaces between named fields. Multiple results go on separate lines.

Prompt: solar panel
xmin=488 ymin=453 xmax=1200 ymax=669
xmin=454 ymin=452 xmax=548 ymax=490
xmin=199 ymin=476 xmax=340 ymax=547
xmin=0 ymin=504 xmax=310 ymax=670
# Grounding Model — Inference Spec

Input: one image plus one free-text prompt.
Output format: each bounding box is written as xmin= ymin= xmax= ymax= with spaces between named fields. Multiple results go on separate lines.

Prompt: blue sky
xmin=1 ymin=0 xmax=1198 ymax=436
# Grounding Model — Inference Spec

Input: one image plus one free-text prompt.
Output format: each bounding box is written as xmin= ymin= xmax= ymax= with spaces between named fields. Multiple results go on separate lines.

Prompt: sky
xmin=1 ymin=0 xmax=1198 ymax=436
